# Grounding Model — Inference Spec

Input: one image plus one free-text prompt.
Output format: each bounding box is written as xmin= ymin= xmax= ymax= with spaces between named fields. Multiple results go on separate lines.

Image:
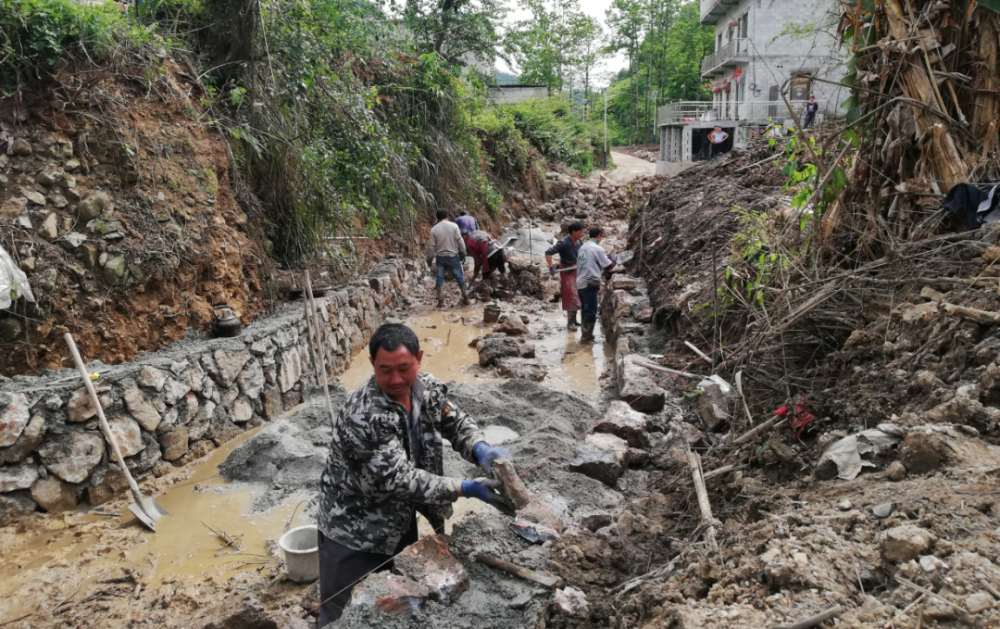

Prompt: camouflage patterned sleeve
xmin=342 ymin=409 xmax=462 ymax=505
xmin=439 ymin=398 xmax=486 ymax=464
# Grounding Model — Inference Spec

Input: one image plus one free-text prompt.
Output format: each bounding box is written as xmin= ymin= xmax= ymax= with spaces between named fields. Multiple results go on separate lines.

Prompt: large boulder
xmin=209 ymin=349 xmax=253 ymax=389
xmin=276 ymin=350 xmax=302 ymax=393
xmin=31 ymin=476 xmax=77 ymax=513
xmin=616 ymin=355 xmax=666 ymax=413
xmin=87 ymin=465 xmax=129 ymax=506
xmin=108 ymin=417 xmax=143 ymax=457
xmin=161 ymin=425 xmax=189 ymax=461
xmin=38 ymin=432 xmax=105 ymax=483
xmin=0 ymin=461 xmax=40 ymax=492
xmin=594 ymin=401 xmax=650 ymax=448
xmin=0 ymin=491 xmax=36 ymax=526
xmin=124 ymin=386 xmax=161 ymax=431
xmin=237 ymin=361 xmax=265 ymax=399
xmin=0 ymin=392 xmax=30 ymax=447
xmin=1 ymin=414 xmax=47 ymax=464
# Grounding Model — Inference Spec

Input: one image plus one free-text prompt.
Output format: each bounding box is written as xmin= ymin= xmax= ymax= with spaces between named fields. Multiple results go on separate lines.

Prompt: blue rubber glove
xmin=473 ymin=442 xmax=512 ymax=475
xmin=549 ymin=265 xmax=557 ymax=276
xmin=461 ymin=479 xmax=506 ymax=509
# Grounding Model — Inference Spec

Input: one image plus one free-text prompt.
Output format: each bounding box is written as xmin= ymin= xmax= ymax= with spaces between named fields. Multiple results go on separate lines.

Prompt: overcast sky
xmin=496 ymin=0 xmax=628 ymax=88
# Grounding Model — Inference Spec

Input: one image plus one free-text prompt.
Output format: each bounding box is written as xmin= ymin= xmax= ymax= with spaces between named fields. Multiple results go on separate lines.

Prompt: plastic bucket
xmin=278 ymin=525 xmax=320 ymax=584
xmin=484 ymin=304 xmax=502 ymax=323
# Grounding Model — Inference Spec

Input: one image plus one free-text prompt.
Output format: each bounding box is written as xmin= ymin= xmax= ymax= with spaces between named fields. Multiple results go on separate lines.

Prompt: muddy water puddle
xmin=339 ymin=305 xmax=610 ymax=394
xmin=0 ymin=406 xmax=312 ymax=622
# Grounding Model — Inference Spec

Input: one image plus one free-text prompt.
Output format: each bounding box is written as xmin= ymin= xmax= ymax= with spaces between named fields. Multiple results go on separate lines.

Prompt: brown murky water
xmin=0 ymin=407 xmax=311 ymax=623
xmin=340 ymin=306 xmax=610 ymax=394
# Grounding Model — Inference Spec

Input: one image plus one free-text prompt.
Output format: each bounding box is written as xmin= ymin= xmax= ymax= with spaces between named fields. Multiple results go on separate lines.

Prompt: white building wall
xmin=706 ymin=0 xmax=850 ymax=118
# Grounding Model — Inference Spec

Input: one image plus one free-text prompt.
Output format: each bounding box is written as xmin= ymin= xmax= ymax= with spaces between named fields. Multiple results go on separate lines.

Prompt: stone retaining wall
xmin=0 ymin=257 xmax=418 ymax=524
xmin=599 ymin=273 xmax=667 ymax=414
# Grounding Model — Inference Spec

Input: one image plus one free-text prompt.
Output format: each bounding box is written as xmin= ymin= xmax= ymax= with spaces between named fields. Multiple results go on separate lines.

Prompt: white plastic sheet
xmin=816 ymin=423 xmax=905 ymax=480
xmin=0 ymin=244 xmax=35 ymax=310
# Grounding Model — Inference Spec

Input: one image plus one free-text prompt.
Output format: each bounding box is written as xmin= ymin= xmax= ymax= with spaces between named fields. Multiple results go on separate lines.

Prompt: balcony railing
xmin=701 ymin=38 xmax=750 ymax=76
xmin=658 ymin=100 xmax=823 ymax=125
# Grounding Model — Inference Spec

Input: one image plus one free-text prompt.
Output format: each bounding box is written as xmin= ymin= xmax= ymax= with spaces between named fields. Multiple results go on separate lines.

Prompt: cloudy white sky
xmin=496 ymin=0 xmax=629 ymax=87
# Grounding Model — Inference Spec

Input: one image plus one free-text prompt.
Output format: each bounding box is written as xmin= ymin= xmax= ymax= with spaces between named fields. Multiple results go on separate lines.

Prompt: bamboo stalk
xmin=304 ymin=271 xmax=335 ymax=426
xmin=686 ymin=447 xmax=719 ymax=553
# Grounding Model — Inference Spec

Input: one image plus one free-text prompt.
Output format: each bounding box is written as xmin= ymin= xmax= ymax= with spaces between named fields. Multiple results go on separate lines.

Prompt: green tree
xmin=605 ymin=0 xmax=647 ymax=144
xmin=382 ymin=0 xmax=509 ymax=67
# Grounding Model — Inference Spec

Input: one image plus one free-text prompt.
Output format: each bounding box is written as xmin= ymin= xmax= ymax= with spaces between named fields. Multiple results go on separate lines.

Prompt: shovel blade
xmin=129 ymin=497 xmax=169 ymax=531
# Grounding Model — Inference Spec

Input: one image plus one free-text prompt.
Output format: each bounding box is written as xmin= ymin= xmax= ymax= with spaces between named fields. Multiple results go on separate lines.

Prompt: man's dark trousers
xmin=711 ymin=143 xmax=725 ymax=157
xmin=578 ymin=287 xmax=599 ymax=320
xmin=317 ymin=511 xmax=419 ymax=626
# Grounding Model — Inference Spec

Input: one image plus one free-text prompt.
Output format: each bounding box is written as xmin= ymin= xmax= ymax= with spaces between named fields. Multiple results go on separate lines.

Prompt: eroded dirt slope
xmin=0 ymin=59 xmax=264 ymax=375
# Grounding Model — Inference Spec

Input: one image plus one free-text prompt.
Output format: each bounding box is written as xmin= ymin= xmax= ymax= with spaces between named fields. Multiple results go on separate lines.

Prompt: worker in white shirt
xmin=708 ymin=126 xmax=729 ymax=158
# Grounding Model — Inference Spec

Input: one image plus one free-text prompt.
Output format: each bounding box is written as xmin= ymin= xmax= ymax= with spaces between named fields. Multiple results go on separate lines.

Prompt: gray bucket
xmin=484 ymin=304 xmax=502 ymax=323
xmin=278 ymin=524 xmax=320 ymax=584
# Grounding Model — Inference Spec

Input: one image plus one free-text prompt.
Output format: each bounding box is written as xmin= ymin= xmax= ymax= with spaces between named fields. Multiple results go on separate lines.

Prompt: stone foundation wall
xmin=0 ymin=257 xmax=418 ymax=523
xmin=599 ymin=273 xmax=667 ymax=414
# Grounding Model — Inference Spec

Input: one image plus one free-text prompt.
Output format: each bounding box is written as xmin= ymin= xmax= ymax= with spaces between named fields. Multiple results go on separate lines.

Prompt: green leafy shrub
xmin=504 ymin=95 xmax=596 ymax=176
xmin=0 ymin=0 xmax=135 ymax=89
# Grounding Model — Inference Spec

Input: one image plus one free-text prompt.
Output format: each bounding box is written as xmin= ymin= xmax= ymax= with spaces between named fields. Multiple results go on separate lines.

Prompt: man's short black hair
xmin=369 ymin=323 xmax=420 ymax=361
xmin=436 ymin=209 xmax=448 ymax=221
xmin=589 ymin=226 xmax=603 ymax=239
xmin=568 ymin=221 xmax=585 ymax=234
xmin=458 ymin=210 xmax=468 ymax=216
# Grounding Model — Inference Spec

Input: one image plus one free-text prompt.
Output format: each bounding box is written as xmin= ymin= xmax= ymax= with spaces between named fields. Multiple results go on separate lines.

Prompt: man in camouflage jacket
xmin=317 ymin=323 xmax=511 ymax=625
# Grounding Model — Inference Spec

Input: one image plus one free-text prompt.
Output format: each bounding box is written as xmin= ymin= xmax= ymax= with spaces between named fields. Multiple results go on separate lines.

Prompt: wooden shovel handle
xmin=63 ymin=333 xmax=143 ymax=503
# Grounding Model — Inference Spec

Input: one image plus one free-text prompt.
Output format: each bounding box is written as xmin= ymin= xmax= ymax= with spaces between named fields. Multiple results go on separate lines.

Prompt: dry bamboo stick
xmin=734 ymin=416 xmax=788 ymax=444
xmin=767 ymin=605 xmax=844 ymax=629
xmin=684 ymin=341 xmax=714 ymax=365
xmin=305 ymin=271 xmax=335 ymax=426
xmin=632 ymin=358 xmax=705 ymax=380
xmin=475 ymin=553 xmax=561 ymax=588
xmin=686 ymin=447 xmax=719 ymax=553
xmin=941 ymin=303 xmax=1000 ymax=324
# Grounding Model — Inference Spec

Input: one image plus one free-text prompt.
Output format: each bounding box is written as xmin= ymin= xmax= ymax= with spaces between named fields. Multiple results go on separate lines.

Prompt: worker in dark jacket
xmin=317 ymin=323 xmax=512 ymax=625
xmin=545 ymin=221 xmax=584 ymax=330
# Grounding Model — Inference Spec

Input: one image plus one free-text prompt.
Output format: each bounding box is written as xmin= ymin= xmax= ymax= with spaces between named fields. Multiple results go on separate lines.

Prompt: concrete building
xmin=655 ymin=0 xmax=849 ymax=173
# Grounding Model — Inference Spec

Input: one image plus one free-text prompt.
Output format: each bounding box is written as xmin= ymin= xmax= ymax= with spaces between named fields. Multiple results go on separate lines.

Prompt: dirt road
xmin=608 ymin=150 xmax=656 ymax=182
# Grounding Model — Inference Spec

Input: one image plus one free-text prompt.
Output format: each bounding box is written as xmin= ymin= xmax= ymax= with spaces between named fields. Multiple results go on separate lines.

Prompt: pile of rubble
xmin=538 ymin=171 xmax=668 ymax=224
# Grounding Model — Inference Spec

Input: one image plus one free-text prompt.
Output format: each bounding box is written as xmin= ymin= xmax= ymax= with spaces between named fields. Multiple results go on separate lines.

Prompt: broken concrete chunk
xmin=881 ymin=525 xmax=937 ymax=563
xmin=495 ymin=316 xmax=528 ymax=336
xmin=0 ymin=461 xmax=40 ymax=492
xmin=30 ymin=476 xmax=77 ymax=513
xmin=594 ymin=400 xmax=650 ymax=448
xmin=392 ymin=534 xmax=469 ymax=604
xmin=38 ymin=432 xmax=105 ymax=483
xmin=0 ymin=392 xmax=30 ymax=447
xmin=553 ymin=586 xmax=590 ymax=618
xmin=697 ymin=383 xmax=730 ymax=432
xmin=350 ymin=572 xmax=430 ymax=616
